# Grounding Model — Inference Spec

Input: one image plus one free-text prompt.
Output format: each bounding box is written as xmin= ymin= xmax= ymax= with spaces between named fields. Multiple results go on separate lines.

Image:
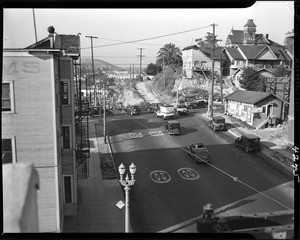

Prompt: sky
xmin=3 ymin=1 xmax=294 ymax=69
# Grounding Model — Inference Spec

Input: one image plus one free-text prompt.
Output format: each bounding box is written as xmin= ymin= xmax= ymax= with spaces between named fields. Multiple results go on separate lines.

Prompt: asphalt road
xmin=106 ymin=109 xmax=293 ymax=232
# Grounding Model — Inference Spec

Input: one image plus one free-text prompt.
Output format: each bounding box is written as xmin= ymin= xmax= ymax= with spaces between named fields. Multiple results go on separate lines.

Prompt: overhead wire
xmin=80 ymin=25 xmax=212 ymax=50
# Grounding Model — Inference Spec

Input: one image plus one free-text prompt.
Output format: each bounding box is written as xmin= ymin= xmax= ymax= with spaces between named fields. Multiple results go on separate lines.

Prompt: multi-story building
xmin=182 ymin=19 xmax=293 ymax=83
xmin=2 ymin=29 xmax=85 ymax=232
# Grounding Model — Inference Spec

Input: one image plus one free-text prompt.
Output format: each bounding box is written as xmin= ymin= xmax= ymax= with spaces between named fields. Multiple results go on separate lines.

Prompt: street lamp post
xmin=118 ymin=162 xmax=136 ymax=233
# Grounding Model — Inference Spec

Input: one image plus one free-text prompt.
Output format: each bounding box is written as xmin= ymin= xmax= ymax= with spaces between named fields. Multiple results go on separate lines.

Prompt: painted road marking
xmin=129 ymin=132 xmax=143 ymax=138
xmin=149 ymin=130 xmax=164 ymax=136
xmin=129 ymin=131 xmax=164 ymax=139
xmin=150 ymin=170 xmax=171 ymax=183
xmin=178 ymin=168 xmax=199 ymax=180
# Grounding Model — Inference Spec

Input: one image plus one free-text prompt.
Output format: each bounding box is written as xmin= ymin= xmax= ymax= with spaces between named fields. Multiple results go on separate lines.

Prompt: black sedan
xmin=186 ymin=143 xmax=211 ymax=163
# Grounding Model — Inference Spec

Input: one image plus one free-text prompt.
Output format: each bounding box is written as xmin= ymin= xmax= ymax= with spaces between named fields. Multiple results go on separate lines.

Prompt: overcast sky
xmin=3 ymin=2 xmax=294 ymax=68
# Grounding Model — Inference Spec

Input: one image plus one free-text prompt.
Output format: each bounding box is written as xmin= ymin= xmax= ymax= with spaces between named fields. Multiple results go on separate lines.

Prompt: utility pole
xmin=85 ymin=35 xmax=98 ymax=106
xmin=220 ymin=52 xmax=223 ymax=100
xmin=137 ymin=48 xmax=145 ymax=79
xmin=133 ymin=63 xmax=135 ymax=78
xmin=163 ymin=57 xmax=165 ymax=90
xmin=207 ymin=23 xmax=217 ymax=119
xmin=103 ymin=78 xmax=107 ymax=144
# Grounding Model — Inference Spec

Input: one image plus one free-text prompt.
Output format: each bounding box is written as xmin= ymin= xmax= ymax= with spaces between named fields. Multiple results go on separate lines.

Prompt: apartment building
xmin=2 ymin=30 xmax=81 ymax=232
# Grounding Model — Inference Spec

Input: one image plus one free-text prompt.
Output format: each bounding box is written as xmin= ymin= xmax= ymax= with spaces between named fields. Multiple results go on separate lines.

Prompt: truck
xmin=156 ymin=105 xmax=175 ymax=120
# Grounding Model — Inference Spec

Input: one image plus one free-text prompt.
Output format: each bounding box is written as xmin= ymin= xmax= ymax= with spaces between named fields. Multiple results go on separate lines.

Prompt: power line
xmin=81 ymin=25 xmax=211 ymax=50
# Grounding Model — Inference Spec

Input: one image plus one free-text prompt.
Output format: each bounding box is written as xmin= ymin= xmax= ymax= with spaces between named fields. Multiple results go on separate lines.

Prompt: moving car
xmin=186 ymin=143 xmax=211 ymax=163
xmin=208 ymin=116 xmax=226 ymax=131
xmin=156 ymin=105 xmax=174 ymax=120
xmin=129 ymin=105 xmax=141 ymax=115
xmin=235 ymin=134 xmax=261 ymax=152
xmin=174 ymin=104 xmax=188 ymax=115
xmin=164 ymin=120 xmax=181 ymax=135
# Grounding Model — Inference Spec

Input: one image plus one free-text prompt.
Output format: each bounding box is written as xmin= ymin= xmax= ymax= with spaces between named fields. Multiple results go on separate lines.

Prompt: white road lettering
xmin=150 ymin=170 xmax=171 ymax=183
xmin=178 ymin=168 xmax=199 ymax=180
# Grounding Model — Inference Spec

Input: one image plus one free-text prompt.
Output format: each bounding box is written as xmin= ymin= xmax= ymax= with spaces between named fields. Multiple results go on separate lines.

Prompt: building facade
xmin=2 ymin=33 xmax=80 ymax=232
xmin=225 ymin=90 xmax=283 ymax=129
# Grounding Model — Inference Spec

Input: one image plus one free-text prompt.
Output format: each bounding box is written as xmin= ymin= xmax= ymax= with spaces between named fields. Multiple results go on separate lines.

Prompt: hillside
xmin=81 ymin=57 xmax=124 ymax=71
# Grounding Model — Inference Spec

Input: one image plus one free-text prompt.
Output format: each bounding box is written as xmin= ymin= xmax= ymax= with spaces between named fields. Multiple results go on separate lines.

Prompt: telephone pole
xmin=137 ymin=48 xmax=145 ymax=79
xmin=207 ymin=23 xmax=217 ymax=119
xmin=85 ymin=35 xmax=98 ymax=106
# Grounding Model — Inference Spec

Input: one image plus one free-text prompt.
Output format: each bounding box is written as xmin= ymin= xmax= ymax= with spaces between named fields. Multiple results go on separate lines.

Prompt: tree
xmin=156 ymin=43 xmax=182 ymax=67
xmin=274 ymin=65 xmax=291 ymax=77
xmin=145 ymin=63 xmax=162 ymax=76
xmin=239 ymin=67 xmax=260 ymax=91
xmin=195 ymin=32 xmax=221 ymax=48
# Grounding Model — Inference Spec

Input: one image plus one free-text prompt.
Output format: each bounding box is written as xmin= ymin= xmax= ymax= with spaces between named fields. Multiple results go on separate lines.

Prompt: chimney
xmin=266 ymin=34 xmax=269 ymax=39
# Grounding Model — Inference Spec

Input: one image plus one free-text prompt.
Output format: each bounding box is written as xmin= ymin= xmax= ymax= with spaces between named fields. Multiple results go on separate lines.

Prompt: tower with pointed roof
xmin=243 ymin=19 xmax=257 ymax=45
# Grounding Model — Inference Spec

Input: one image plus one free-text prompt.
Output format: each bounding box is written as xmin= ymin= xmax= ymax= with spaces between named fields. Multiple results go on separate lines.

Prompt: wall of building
xmin=2 ymin=52 xmax=61 ymax=232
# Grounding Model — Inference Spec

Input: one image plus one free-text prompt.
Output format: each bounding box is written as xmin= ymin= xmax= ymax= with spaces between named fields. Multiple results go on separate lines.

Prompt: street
xmin=106 ymin=109 xmax=293 ymax=232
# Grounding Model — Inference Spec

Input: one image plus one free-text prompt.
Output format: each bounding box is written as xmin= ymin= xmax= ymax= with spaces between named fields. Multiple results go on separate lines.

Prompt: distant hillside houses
xmin=104 ymin=70 xmax=140 ymax=80
xmin=182 ymin=19 xmax=293 ymax=84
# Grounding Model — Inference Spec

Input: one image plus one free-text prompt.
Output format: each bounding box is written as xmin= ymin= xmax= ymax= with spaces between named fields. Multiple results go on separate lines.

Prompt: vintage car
xmin=208 ymin=116 xmax=226 ymax=131
xmin=164 ymin=120 xmax=181 ymax=135
xmin=89 ymin=106 xmax=113 ymax=117
xmin=146 ymin=102 xmax=163 ymax=113
xmin=235 ymin=134 xmax=261 ymax=152
xmin=114 ymin=102 xmax=123 ymax=110
xmin=174 ymin=104 xmax=188 ymax=115
xmin=186 ymin=99 xmax=207 ymax=109
xmin=128 ymin=105 xmax=141 ymax=115
xmin=156 ymin=105 xmax=175 ymax=120
xmin=186 ymin=143 xmax=211 ymax=163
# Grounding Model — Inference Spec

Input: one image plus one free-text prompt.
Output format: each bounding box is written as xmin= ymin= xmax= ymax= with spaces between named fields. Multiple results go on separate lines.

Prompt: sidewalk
xmin=200 ymin=112 xmax=294 ymax=177
xmin=63 ymin=119 xmax=125 ymax=232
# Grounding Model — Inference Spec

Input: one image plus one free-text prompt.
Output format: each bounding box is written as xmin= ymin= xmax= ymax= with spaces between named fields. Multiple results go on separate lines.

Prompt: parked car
xmin=128 ymin=105 xmax=141 ymax=115
xmin=186 ymin=143 xmax=211 ymax=163
xmin=186 ymin=99 xmax=207 ymax=109
xmin=146 ymin=102 xmax=163 ymax=113
xmin=89 ymin=106 xmax=113 ymax=117
xmin=235 ymin=134 xmax=261 ymax=152
xmin=164 ymin=120 xmax=181 ymax=135
xmin=156 ymin=105 xmax=175 ymax=120
xmin=174 ymin=104 xmax=188 ymax=115
xmin=139 ymin=101 xmax=151 ymax=111
xmin=208 ymin=116 xmax=226 ymax=131
xmin=114 ymin=102 xmax=123 ymax=110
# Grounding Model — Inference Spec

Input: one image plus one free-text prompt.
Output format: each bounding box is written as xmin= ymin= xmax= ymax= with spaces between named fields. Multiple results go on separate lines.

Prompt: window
xmin=2 ymin=83 xmax=11 ymax=111
xmin=61 ymin=81 xmax=69 ymax=105
xmin=62 ymin=126 xmax=71 ymax=149
xmin=2 ymin=139 xmax=13 ymax=164
xmin=244 ymin=105 xmax=248 ymax=111
xmin=63 ymin=175 xmax=73 ymax=203
xmin=262 ymin=106 xmax=266 ymax=113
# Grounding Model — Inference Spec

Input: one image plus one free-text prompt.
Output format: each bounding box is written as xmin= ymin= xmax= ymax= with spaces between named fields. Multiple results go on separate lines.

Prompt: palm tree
xmin=195 ymin=32 xmax=221 ymax=48
xmin=156 ymin=43 xmax=182 ymax=68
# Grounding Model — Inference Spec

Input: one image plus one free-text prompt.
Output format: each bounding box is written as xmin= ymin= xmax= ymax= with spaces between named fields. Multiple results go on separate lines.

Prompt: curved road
xmin=106 ymin=109 xmax=293 ymax=232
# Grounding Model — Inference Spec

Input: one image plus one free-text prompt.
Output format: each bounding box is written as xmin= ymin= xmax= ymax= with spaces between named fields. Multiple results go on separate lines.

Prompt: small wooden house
xmin=224 ymin=90 xmax=283 ymax=129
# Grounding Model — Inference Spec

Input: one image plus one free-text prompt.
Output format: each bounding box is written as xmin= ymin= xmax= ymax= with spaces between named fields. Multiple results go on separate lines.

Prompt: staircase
xmin=256 ymin=118 xmax=269 ymax=130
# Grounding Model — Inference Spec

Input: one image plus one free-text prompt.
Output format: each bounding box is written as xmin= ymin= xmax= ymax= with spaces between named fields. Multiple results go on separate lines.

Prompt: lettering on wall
xmin=3 ymin=60 xmax=41 ymax=76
